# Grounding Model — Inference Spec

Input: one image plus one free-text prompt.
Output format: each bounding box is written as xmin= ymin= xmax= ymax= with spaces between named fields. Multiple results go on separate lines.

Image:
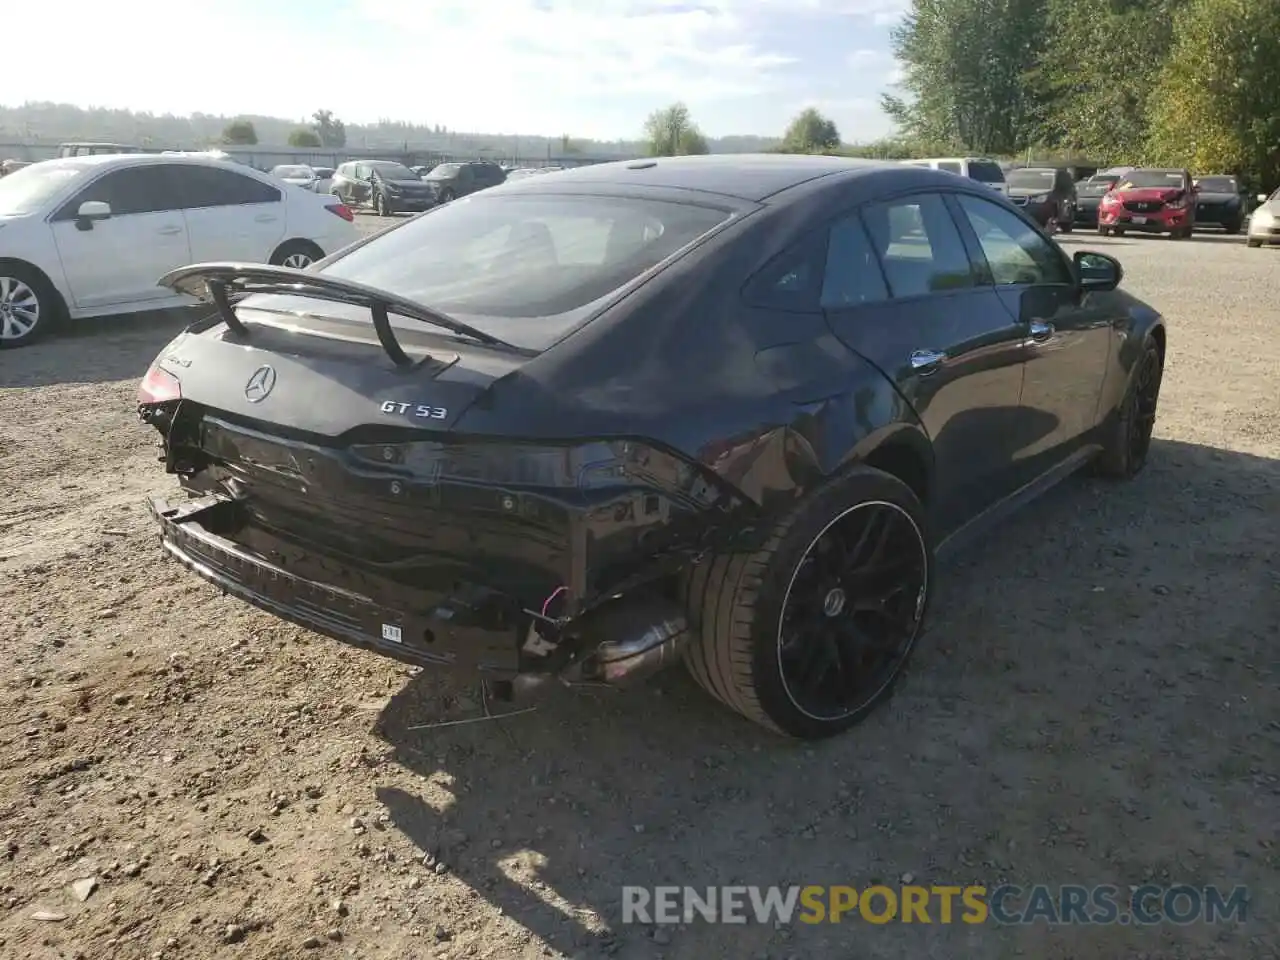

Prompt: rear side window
xmin=968 ymin=161 xmax=1006 ymax=184
xmin=247 ymin=194 xmax=732 ymax=351
xmin=937 ymin=161 xmax=962 ymax=174
xmin=861 ymin=193 xmax=974 ymax=298
xmin=821 ymin=216 xmax=888 ymax=308
xmin=170 ymin=166 xmax=281 ymax=207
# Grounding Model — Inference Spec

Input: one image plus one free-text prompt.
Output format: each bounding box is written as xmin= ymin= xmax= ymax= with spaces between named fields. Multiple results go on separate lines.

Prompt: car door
xmin=49 ymin=163 xmax=192 ymax=309
xmin=950 ymin=192 xmax=1114 ymax=478
xmin=171 ymin=165 xmax=286 ymax=263
xmin=821 ymin=191 xmax=1029 ymax=532
xmin=351 ymin=163 xmax=374 ymax=204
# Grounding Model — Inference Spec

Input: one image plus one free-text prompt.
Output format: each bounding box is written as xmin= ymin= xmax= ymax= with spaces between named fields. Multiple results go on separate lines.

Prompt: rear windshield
xmin=1006 ymin=169 xmax=1056 ymax=188
xmin=369 ymin=161 xmax=417 ymax=179
xmin=241 ymin=194 xmax=732 ymax=351
xmin=1196 ymin=176 xmax=1237 ymax=193
xmin=426 ymin=163 xmax=461 ymax=178
xmin=967 ymin=161 xmax=1006 ymax=183
xmin=1118 ymin=169 xmax=1185 ymax=189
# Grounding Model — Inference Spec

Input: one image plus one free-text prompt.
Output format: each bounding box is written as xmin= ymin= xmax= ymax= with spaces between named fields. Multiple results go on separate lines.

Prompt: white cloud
xmin=2 ymin=0 xmax=906 ymax=140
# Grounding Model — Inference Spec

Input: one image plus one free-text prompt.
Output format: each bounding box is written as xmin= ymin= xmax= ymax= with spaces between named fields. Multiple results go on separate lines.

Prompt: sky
xmin=6 ymin=0 xmax=910 ymax=143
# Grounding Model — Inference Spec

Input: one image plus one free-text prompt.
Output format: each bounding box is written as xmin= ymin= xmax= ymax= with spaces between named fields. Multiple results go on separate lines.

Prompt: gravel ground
xmin=0 ymin=215 xmax=1277 ymax=960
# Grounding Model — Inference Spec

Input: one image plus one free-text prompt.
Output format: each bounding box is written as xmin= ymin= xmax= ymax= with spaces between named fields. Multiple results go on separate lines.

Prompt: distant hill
xmin=0 ymin=102 xmax=782 ymax=158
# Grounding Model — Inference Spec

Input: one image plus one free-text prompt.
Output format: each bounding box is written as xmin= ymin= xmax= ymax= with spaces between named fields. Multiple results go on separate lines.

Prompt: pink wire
xmin=541 ymin=586 xmax=567 ymax=617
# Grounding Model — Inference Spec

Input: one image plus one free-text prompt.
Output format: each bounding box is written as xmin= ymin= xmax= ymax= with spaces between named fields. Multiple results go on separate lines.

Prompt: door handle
xmin=909 ymin=349 xmax=947 ymax=375
xmin=1028 ymin=320 xmax=1055 ymax=342
xmin=254 ymin=214 xmax=278 ymax=223
xmin=157 ymin=225 xmax=183 ymax=236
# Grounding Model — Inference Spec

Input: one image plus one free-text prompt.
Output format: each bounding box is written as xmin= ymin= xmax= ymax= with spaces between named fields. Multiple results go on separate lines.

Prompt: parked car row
xmin=903 ymin=156 xmax=1271 ymax=244
xmin=318 ymin=159 xmax=509 ymax=216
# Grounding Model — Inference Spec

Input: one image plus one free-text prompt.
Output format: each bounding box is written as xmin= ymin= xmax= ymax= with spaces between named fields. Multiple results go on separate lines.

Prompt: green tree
xmin=311 ymin=109 xmax=346 ymax=148
xmin=221 ymin=119 xmax=258 ymax=145
xmin=288 ymin=128 xmax=322 ymax=148
xmin=1030 ymin=0 xmax=1187 ymax=160
xmin=1147 ymin=0 xmax=1280 ymax=187
xmin=882 ymin=0 xmax=1049 ymax=155
xmin=642 ymin=103 xmax=710 ymax=156
xmin=781 ymin=108 xmax=841 ymax=153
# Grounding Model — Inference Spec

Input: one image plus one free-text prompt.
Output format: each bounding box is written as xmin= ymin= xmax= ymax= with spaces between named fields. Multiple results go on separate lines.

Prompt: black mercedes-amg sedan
xmin=137 ymin=155 xmax=1168 ymax=740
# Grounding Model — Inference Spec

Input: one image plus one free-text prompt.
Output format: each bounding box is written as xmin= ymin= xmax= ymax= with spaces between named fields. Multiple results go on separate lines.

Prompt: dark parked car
xmin=1192 ymin=175 xmax=1246 ymax=233
xmin=137 ymin=155 xmax=1167 ymax=740
xmin=1097 ymin=168 xmax=1196 ymax=238
xmin=1074 ymin=177 xmax=1116 ymax=227
xmin=418 ymin=161 xmax=507 ymax=202
xmin=331 ymin=160 xmax=436 ymax=215
xmin=1004 ymin=167 xmax=1076 ymax=231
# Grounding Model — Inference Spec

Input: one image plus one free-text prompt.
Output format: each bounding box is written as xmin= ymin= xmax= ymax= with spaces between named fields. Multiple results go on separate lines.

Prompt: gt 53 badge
xmin=380 ymin=400 xmax=448 ymax=420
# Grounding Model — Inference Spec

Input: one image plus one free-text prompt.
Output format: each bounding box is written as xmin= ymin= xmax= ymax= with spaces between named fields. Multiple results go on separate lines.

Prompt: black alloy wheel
xmin=776 ymin=502 xmax=929 ymax=723
xmin=684 ymin=466 xmax=934 ymax=739
xmin=1125 ymin=344 xmax=1163 ymax=472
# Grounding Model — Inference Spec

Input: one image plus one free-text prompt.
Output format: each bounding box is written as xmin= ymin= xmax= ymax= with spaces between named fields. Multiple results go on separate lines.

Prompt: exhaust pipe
xmin=573 ymin=594 xmax=689 ymax=687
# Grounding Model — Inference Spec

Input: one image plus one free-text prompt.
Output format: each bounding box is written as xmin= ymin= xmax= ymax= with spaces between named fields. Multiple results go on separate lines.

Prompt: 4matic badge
xmin=380 ymin=400 xmax=448 ymax=420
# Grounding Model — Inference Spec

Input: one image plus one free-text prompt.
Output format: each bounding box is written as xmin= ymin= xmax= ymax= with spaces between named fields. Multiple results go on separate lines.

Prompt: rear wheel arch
xmin=859 ymin=434 xmax=933 ymax=507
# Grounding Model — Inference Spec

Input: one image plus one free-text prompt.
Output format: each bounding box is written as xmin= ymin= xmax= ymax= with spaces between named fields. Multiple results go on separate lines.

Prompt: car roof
xmin=496 ymin=153 xmax=889 ymax=202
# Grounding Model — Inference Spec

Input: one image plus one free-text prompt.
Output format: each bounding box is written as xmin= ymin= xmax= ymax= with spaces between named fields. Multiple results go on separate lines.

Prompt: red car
xmin=1097 ymin=168 xmax=1197 ymax=238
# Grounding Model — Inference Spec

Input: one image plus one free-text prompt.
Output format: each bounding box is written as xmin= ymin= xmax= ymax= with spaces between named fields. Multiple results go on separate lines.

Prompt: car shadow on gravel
xmin=373 ymin=437 xmax=1278 ymax=959
xmin=3 ymin=308 xmax=199 ymax=389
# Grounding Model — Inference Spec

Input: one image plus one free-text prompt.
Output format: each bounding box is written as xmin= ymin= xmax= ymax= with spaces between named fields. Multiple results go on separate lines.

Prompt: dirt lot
xmin=1 ymin=216 xmax=1276 ymax=960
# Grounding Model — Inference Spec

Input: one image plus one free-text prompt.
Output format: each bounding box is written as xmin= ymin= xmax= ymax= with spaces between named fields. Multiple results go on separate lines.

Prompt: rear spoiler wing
xmin=157 ymin=262 xmax=519 ymax=367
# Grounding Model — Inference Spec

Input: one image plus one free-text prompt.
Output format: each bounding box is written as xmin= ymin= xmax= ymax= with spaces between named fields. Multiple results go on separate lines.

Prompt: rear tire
xmin=1225 ymin=219 xmax=1242 ymax=235
xmin=438 ymin=188 xmax=456 ymax=203
xmin=269 ymin=240 xmax=324 ymax=270
xmin=1247 ymin=238 xmax=1263 ymax=248
xmin=0 ymin=262 xmax=65 ymax=349
xmin=1097 ymin=225 xmax=1111 ymax=237
xmin=1093 ymin=335 xmax=1163 ymax=480
xmin=683 ymin=467 xmax=934 ymax=739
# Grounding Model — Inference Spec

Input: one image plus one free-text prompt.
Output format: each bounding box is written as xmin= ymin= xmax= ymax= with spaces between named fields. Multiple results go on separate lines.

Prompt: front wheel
xmin=1097 ymin=225 xmax=1111 ymax=237
xmin=1247 ymin=238 xmax=1263 ymax=248
xmin=683 ymin=467 xmax=933 ymax=739
xmin=1093 ymin=335 xmax=1163 ymax=479
xmin=0 ymin=264 xmax=63 ymax=348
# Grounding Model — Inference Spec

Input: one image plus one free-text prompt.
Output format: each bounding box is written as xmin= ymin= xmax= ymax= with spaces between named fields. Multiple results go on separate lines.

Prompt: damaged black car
xmin=138 ymin=155 xmax=1168 ymax=739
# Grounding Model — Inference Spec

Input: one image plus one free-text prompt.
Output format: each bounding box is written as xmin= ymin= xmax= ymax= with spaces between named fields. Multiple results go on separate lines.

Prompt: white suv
xmin=0 ymin=153 xmax=360 ymax=347
xmin=901 ymin=157 xmax=1009 ymax=195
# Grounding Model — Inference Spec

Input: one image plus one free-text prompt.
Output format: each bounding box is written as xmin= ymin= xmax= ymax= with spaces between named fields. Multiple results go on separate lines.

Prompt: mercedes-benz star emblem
xmin=244 ymin=365 xmax=277 ymax=403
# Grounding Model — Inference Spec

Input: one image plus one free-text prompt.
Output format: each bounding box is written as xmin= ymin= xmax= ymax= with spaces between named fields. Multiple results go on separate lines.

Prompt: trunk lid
xmin=159 ymin=317 xmax=521 ymax=436
xmin=153 ymin=262 xmax=530 ymax=437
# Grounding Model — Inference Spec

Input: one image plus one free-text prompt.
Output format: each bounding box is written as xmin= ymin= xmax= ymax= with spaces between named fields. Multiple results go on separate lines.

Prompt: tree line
xmin=884 ymin=0 xmax=1280 ymax=186
xmin=644 ymin=0 xmax=1280 ymax=188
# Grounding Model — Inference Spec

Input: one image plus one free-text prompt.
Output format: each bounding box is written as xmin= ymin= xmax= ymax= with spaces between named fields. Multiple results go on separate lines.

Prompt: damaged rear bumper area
xmin=148 ymin=493 xmax=692 ymax=690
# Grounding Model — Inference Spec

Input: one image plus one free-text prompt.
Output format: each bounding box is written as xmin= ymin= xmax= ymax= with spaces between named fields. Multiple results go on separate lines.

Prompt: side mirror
xmin=1074 ymin=250 xmax=1122 ymax=293
xmin=74 ymin=200 xmax=112 ymax=229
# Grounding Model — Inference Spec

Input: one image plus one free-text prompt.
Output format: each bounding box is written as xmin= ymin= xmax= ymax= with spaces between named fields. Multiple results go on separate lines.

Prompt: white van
xmin=901 ymin=157 xmax=1009 ymax=195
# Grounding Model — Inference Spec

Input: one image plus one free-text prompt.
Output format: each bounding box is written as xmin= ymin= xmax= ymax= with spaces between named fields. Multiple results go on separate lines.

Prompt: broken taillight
xmin=137 ymin=365 xmax=182 ymax=405
xmin=325 ymin=203 xmax=355 ymax=222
